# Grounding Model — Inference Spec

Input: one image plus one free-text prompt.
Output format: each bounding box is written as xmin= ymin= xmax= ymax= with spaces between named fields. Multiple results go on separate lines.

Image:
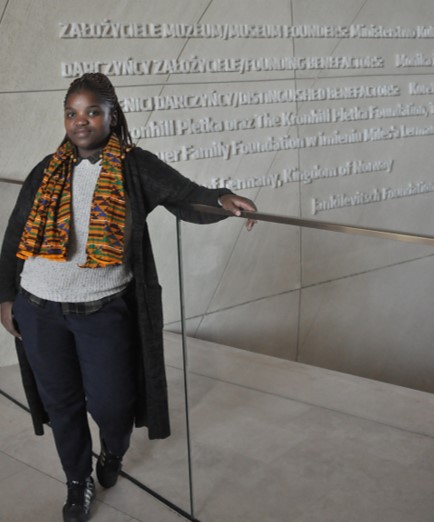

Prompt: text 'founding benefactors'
xmin=60 ymin=55 xmax=385 ymax=77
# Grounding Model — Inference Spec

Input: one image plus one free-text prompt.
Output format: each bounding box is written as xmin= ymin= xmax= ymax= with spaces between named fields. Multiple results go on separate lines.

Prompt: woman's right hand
xmin=0 ymin=301 xmax=22 ymax=340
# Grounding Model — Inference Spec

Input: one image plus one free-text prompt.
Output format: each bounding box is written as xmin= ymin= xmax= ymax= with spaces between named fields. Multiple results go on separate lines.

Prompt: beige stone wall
xmin=1 ymin=0 xmax=434 ymax=393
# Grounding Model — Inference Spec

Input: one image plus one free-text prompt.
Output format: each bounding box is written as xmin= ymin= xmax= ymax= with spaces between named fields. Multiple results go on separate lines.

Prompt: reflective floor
xmin=2 ymin=333 xmax=434 ymax=521
xmin=0 ymin=369 xmax=183 ymax=522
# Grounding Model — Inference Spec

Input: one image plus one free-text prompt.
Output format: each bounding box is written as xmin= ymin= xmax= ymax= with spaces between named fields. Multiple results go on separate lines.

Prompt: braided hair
xmin=62 ymin=73 xmax=133 ymax=150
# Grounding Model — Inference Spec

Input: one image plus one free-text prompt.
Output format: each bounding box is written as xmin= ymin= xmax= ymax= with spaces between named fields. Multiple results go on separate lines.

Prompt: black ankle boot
xmin=62 ymin=476 xmax=95 ymax=522
xmin=96 ymin=437 xmax=123 ymax=488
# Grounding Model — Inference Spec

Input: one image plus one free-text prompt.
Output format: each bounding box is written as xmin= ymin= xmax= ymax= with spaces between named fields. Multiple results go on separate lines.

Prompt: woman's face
xmin=64 ymin=89 xmax=116 ymax=157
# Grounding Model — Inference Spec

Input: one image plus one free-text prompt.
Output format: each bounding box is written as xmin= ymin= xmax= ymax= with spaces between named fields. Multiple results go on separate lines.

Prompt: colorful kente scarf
xmin=17 ymin=134 xmax=127 ymax=268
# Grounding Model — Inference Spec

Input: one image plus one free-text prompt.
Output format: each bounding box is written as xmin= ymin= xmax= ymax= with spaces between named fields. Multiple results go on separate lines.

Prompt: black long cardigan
xmin=0 ymin=147 xmax=231 ymax=439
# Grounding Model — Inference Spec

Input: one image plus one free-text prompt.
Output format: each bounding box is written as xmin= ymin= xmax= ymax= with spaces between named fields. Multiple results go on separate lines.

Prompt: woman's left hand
xmin=219 ymin=194 xmax=257 ymax=231
xmin=0 ymin=301 xmax=22 ymax=340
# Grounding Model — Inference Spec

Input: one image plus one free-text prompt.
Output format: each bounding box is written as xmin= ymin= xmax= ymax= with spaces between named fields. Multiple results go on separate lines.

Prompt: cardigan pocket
xmin=143 ymin=283 xmax=164 ymax=333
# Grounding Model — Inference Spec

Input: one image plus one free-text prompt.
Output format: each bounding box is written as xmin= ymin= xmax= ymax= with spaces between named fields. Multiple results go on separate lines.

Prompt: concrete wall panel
xmin=298 ymin=255 xmax=434 ymax=392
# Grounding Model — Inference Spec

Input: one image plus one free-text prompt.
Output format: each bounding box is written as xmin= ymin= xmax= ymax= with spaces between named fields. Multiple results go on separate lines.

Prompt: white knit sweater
xmin=20 ymin=159 xmax=133 ymax=302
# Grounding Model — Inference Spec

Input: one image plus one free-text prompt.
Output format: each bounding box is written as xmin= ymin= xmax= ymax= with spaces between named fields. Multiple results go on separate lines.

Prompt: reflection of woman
xmin=0 ymin=72 xmax=256 ymax=522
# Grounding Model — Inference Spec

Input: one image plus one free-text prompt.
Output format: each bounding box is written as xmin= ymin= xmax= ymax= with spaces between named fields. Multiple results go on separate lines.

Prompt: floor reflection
xmin=3 ymin=332 xmax=434 ymax=521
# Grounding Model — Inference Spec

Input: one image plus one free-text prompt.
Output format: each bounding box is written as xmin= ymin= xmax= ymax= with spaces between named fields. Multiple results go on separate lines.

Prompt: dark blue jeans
xmin=13 ymin=292 xmax=136 ymax=482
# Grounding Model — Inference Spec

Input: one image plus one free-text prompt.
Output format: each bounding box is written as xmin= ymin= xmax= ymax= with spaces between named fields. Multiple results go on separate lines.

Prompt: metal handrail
xmin=191 ymin=204 xmax=434 ymax=247
xmin=0 ymin=177 xmax=23 ymax=185
xmin=2 ymin=174 xmax=433 ymax=247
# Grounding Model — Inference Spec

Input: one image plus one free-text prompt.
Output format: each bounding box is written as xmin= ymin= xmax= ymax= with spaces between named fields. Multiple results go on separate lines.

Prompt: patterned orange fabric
xmin=17 ymin=134 xmax=127 ymax=268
